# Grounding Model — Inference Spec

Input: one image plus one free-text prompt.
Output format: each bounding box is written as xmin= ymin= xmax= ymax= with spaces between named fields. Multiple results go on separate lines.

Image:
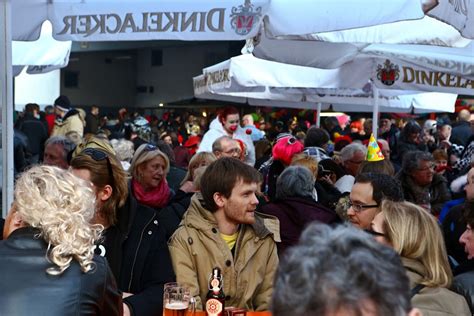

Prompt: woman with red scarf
xmin=129 ymin=143 xmax=172 ymax=209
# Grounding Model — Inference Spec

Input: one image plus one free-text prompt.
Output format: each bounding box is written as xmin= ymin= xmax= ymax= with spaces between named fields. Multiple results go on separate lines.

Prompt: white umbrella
xmin=13 ymin=21 xmax=72 ymax=76
xmin=428 ymin=0 xmax=474 ymax=39
xmin=11 ymin=0 xmax=428 ymax=41
xmin=195 ymin=55 xmax=457 ymax=113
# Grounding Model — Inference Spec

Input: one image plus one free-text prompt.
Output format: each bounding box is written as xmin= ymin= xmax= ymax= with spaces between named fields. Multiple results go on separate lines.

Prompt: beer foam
xmin=165 ymin=302 xmax=188 ymax=310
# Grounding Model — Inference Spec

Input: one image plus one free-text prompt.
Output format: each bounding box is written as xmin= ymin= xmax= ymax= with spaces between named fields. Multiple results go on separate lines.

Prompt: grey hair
xmin=272 ymin=223 xmax=412 ymax=316
xmin=44 ymin=136 xmax=76 ymax=161
xmin=340 ymin=142 xmax=367 ymax=163
xmin=212 ymin=135 xmax=234 ymax=153
xmin=110 ymin=138 xmax=135 ymax=162
xmin=276 ymin=166 xmax=315 ymax=200
xmin=402 ymin=150 xmax=434 ymax=173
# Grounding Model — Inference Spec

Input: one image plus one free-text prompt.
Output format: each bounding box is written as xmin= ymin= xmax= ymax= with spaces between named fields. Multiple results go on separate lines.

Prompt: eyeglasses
xmin=416 ymin=163 xmax=436 ymax=172
xmin=348 ymin=200 xmax=379 ymax=213
xmin=82 ymin=148 xmax=114 ymax=187
xmin=364 ymin=229 xmax=386 ymax=237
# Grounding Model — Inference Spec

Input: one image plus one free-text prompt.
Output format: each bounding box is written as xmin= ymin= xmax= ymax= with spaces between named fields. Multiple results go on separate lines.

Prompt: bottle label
xmin=210 ymin=278 xmax=220 ymax=291
xmin=206 ymin=298 xmax=223 ymax=316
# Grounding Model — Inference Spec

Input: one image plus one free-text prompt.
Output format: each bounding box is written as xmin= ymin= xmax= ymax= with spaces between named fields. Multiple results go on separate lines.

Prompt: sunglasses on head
xmin=81 ymin=148 xmax=114 ymax=187
xmin=143 ymin=143 xmax=157 ymax=152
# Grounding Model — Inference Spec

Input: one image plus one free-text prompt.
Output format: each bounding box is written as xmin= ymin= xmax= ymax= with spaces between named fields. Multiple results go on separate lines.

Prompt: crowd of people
xmin=2 ymin=95 xmax=474 ymax=315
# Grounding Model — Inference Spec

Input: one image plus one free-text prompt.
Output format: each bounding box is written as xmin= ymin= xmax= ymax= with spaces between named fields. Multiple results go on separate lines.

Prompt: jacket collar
xmin=4 ymin=227 xmax=47 ymax=250
xmin=184 ymin=193 xmax=280 ymax=241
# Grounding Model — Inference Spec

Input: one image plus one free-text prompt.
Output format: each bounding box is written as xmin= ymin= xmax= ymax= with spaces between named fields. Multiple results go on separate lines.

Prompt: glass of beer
xmin=163 ymin=282 xmax=194 ymax=316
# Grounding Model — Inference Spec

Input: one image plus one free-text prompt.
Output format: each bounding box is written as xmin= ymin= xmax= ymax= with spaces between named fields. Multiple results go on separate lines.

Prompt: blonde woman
xmin=370 ymin=200 xmax=470 ymax=316
xmin=180 ymin=152 xmax=217 ymax=191
xmin=0 ymin=165 xmax=121 ymax=315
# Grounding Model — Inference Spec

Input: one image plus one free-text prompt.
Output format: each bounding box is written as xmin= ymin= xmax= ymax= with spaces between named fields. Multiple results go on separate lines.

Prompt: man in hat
xmin=51 ymin=95 xmax=84 ymax=145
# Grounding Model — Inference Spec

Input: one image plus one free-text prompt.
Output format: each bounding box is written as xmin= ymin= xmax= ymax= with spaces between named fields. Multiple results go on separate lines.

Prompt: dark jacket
xmin=453 ymin=260 xmax=474 ymax=314
xmin=261 ymin=196 xmax=339 ymax=255
xmin=442 ymin=203 xmax=469 ymax=265
xmin=84 ymin=112 xmax=100 ymax=135
xmin=15 ymin=113 xmax=48 ymax=158
xmin=0 ymin=227 xmax=122 ymax=316
xmin=397 ymin=172 xmax=452 ymax=215
xmin=108 ymin=192 xmax=175 ymax=316
xmin=157 ymin=189 xmax=193 ymax=241
xmin=451 ymin=121 xmax=472 ymax=147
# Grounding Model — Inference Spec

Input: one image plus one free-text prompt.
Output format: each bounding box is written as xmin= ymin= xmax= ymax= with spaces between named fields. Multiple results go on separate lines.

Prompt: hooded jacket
xmin=198 ymin=117 xmax=255 ymax=166
xmin=52 ymin=109 xmax=84 ymax=144
xmin=168 ymin=193 xmax=279 ymax=311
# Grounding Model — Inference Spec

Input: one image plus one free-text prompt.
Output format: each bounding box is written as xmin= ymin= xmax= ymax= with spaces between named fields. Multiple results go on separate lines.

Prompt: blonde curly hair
xmin=14 ymin=165 xmax=102 ymax=275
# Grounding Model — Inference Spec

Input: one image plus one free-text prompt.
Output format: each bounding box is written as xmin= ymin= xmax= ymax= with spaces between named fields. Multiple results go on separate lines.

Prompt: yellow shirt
xmin=220 ymin=232 xmax=239 ymax=250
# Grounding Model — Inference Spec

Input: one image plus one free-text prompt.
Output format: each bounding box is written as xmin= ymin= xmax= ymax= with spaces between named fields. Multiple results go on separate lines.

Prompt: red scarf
xmin=132 ymin=178 xmax=171 ymax=209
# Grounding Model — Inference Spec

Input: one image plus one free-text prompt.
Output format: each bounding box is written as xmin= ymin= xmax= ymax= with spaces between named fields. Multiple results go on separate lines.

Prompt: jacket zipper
xmin=128 ymin=214 xmax=156 ymax=292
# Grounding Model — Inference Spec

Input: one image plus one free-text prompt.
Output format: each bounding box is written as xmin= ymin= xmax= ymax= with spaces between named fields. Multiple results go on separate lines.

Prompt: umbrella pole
xmin=316 ymin=102 xmax=322 ymax=127
xmin=372 ymin=84 xmax=379 ymax=139
xmin=1 ymin=0 xmax=14 ymax=218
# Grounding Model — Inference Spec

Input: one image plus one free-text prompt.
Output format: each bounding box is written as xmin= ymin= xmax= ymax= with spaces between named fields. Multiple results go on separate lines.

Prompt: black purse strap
xmin=410 ymin=284 xmax=426 ymax=298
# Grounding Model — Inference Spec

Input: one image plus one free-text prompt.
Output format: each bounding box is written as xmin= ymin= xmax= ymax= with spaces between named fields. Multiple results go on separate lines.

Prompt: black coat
xmin=0 ymin=227 xmax=122 ymax=316
xmin=108 ymin=193 xmax=175 ymax=316
xmin=453 ymin=260 xmax=474 ymax=314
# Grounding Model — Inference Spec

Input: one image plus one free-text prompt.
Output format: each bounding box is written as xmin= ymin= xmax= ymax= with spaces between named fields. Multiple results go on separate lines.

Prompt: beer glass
xmin=163 ymin=282 xmax=195 ymax=316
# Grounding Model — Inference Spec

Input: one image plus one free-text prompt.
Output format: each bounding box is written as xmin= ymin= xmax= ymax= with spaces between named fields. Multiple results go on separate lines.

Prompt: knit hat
xmin=54 ymin=95 xmax=71 ymax=112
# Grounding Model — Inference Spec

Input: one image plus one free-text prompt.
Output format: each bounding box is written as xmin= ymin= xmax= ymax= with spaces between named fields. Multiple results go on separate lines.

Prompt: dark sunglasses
xmin=364 ymin=229 xmax=386 ymax=238
xmin=82 ymin=148 xmax=114 ymax=186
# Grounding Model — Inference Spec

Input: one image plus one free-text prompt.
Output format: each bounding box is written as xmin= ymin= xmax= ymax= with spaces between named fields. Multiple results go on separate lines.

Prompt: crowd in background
xmin=3 ymin=94 xmax=474 ymax=315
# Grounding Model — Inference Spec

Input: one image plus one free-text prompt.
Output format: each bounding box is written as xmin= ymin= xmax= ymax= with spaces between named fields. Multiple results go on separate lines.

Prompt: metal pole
xmin=1 ymin=0 xmax=14 ymax=217
xmin=372 ymin=84 xmax=379 ymax=139
xmin=316 ymin=102 xmax=322 ymax=127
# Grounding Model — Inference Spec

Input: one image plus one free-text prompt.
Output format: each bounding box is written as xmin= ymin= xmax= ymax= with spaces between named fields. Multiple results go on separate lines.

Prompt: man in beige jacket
xmin=169 ymin=157 xmax=280 ymax=311
xmin=51 ymin=95 xmax=84 ymax=145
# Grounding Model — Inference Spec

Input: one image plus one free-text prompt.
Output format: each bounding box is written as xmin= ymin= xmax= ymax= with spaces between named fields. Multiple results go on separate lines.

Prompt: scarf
xmin=132 ymin=178 xmax=171 ymax=209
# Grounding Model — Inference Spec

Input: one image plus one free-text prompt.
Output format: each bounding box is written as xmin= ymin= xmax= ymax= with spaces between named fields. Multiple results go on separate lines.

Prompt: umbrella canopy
xmin=13 ymin=21 xmax=72 ymax=76
xmin=194 ymin=55 xmax=457 ymax=113
xmin=11 ymin=0 xmax=427 ymax=41
xmin=428 ymin=0 xmax=474 ymax=39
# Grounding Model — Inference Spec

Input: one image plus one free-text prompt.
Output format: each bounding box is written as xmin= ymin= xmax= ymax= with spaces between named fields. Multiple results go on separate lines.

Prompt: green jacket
xmin=403 ymin=257 xmax=470 ymax=316
xmin=169 ymin=193 xmax=280 ymax=311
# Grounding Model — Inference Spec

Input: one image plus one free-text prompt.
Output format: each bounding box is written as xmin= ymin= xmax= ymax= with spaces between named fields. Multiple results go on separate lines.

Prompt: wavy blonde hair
xmin=380 ymin=200 xmax=452 ymax=287
xmin=14 ymin=165 xmax=102 ymax=275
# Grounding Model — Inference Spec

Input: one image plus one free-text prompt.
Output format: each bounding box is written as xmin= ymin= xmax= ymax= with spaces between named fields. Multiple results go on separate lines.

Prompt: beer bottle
xmin=205 ymin=267 xmax=225 ymax=316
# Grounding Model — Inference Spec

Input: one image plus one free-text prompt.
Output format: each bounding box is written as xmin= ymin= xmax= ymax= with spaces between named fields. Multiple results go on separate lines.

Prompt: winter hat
xmin=54 ymin=95 xmax=71 ymax=112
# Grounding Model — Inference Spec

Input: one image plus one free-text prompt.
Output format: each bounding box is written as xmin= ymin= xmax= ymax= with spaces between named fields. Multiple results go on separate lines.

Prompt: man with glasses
xmin=396 ymin=150 xmax=451 ymax=215
xmin=212 ymin=136 xmax=242 ymax=160
xmin=348 ymin=173 xmax=404 ymax=230
xmin=198 ymin=106 xmax=255 ymax=166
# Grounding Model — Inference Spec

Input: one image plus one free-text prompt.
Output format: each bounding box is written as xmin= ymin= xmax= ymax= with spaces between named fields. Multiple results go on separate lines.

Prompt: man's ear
xmin=97 ymin=184 xmax=113 ymax=202
xmin=213 ymin=192 xmax=225 ymax=209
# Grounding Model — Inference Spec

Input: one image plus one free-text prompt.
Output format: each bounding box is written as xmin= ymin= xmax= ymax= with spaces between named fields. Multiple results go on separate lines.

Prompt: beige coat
xmin=403 ymin=257 xmax=471 ymax=316
xmin=168 ymin=193 xmax=280 ymax=311
xmin=51 ymin=110 xmax=84 ymax=144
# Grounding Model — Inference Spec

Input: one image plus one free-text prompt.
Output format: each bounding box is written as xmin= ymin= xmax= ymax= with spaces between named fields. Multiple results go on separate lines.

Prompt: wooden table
xmin=193 ymin=312 xmax=271 ymax=316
